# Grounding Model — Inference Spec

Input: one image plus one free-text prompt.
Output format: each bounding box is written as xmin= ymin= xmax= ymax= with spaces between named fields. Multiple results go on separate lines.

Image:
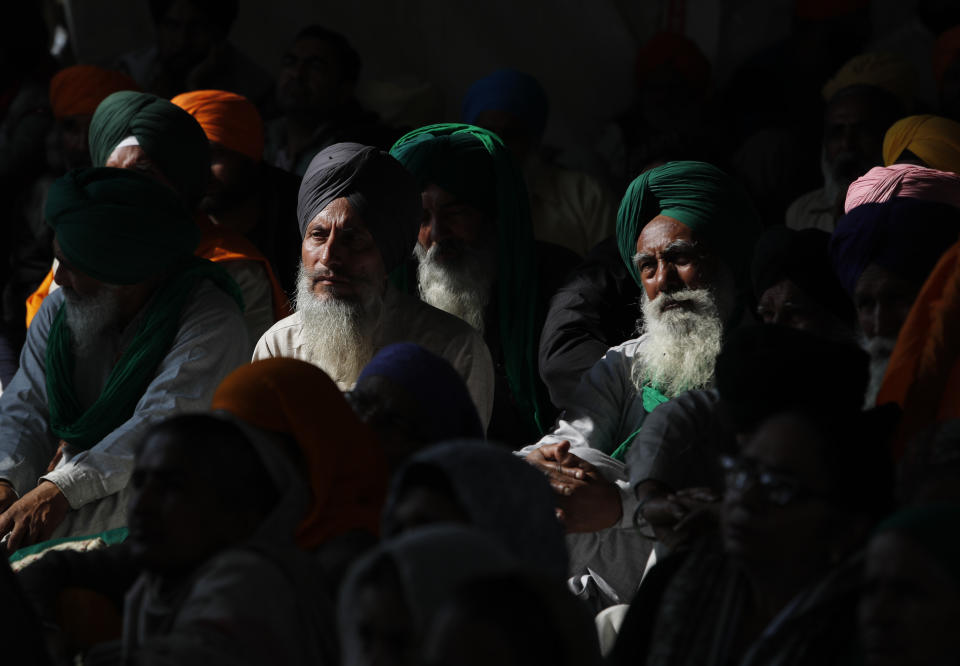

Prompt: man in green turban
xmin=0 ymin=167 xmax=248 ymax=553
xmin=390 ymin=123 xmax=577 ymax=446
xmin=519 ymin=161 xmax=760 ymax=607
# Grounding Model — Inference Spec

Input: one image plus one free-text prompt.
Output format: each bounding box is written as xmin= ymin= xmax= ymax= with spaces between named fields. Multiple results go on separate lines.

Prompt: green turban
xmin=616 ymin=161 xmax=762 ymax=291
xmin=46 ymin=167 xmax=199 ymax=285
xmin=391 ymin=123 xmax=545 ymax=434
xmin=88 ymin=90 xmax=211 ymax=208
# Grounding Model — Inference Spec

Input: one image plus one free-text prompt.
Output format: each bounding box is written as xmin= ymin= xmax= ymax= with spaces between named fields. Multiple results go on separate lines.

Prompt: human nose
xmin=651 ymin=260 xmax=682 ymax=296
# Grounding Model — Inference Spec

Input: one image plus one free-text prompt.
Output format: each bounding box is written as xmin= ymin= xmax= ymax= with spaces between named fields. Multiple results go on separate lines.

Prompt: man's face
xmin=854 ymin=263 xmax=918 ymax=341
xmin=276 ymin=37 xmax=350 ymax=116
xmin=418 ymin=183 xmax=494 ymax=264
xmin=300 ymin=197 xmax=386 ymax=303
xmin=823 ymin=93 xmax=886 ymax=187
xmin=200 ymin=142 xmax=258 ymax=214
xmin=52 ymin=237 xmax=105 ymax=300
xmin=127 ymin=431 xmax=246 ymax=574
xmin=757 ymin=278 xmax=852 ymax=340
xmin=859 ymin=531 xmax=960 ymax=666
xmin=156 ymin=0 xmax=221 ymax=75
xmin=105 ymin=144 xmax=176 ymax=191
xmin=634 ymin=215 xmax=716 ymax=304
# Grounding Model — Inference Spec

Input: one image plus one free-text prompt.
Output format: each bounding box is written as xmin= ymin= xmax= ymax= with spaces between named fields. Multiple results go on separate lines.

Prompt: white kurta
xmin=252 ymin=285 xmax=496 ymax=431
xmin=0 ymin=281 xmax=251 ymax=537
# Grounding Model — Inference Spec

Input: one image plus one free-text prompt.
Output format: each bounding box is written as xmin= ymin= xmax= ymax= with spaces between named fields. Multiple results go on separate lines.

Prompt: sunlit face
xmin=634 ymin=216 xmax=716 ymax=304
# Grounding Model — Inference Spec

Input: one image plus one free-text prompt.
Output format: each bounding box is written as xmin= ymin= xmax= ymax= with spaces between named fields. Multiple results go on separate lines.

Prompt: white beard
xmin=414 ymin=243 xmax=495 ymax=335
xmin=294 ymin=263 xmax=383 ymax=387
xmin=631 ymin=288 xmax=724 ymax=397
xmin=860 ymin=335 xmax=897 ymax=407
xmin=63 ymin=285 xmax=124 ymax=355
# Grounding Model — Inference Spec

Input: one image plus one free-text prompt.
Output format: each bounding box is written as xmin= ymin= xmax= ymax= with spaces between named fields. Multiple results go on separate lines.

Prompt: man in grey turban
xmin=253 ymin=143 xmax=494 ymax=430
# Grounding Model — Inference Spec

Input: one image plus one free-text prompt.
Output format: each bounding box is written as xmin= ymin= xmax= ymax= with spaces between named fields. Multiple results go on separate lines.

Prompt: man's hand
xmin=524 ymin=441 xmax=622 ymax=533
xmin=0 ymin=481 xmax=70 ymax=553
xmin=637 ymin=484 xmax=720 ymax=550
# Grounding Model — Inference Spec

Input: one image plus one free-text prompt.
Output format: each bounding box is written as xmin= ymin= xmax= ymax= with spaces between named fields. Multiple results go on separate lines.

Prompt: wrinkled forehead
xmin=635 ymin=215 xmax=700 ymax=255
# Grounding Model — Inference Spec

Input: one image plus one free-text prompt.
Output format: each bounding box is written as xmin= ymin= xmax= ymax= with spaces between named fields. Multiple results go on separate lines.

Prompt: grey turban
xmin=297 ymin=142 xmax=422 ymax=273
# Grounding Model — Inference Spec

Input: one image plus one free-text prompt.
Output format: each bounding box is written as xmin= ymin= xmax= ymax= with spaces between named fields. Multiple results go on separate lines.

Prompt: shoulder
xmin=254 ymin=311 xmax=303 ymax=354
xmin=387 ymin=289 xmax=483 ymax=343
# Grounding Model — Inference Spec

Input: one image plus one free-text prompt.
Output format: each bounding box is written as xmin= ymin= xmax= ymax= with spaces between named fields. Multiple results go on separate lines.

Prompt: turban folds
xmin=212 ymin=358 xmax=388 ymax=548
xmin=357 ymin=343 xmax=484 ymax=442
xmin=171 ymin=89 xmax=264 ymax=162
xmin=751 ymin=227 xmax=855 ymax=325
xmin=45 ymin=167 xmax=198 ymax=285
xmin=48 ymin=65 xmax=138 ymax=120
xmin=298 ymin=142 xmax=421 ymax=273
xmin=882 ymin=114 xmax=960 ymax=175
xmin=391 ymin=123 xmax=545 ymax=434
xmin=616 ymin=160 xmax=761 ymax=290
xmin=821 ymin=52 xmax=915 ymax=110
xmin=89 ymin=91 xmax=211 ymax=207
xmin=829 ymin=197 xmax=960 ymax=295
xmin=461 ymin=69 xmax=549 ymax=138
xmin=845 ymin=163 xmax=960 ymax=212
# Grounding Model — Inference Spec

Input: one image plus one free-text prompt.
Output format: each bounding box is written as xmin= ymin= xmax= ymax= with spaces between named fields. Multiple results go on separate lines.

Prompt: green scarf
xmin=610 ymin=384 xmax=669 ymax=461
xmin=46 ymin=258 xmax=243 ymax=450
xmin=391 ymin=123 xmax=546 ymax=435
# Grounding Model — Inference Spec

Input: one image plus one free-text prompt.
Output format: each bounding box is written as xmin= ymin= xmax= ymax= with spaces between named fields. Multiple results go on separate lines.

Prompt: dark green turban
xmin=46 ymin=166 xmax=199 ymax=285
xmin=616 ymin=161 xmax=761 ymax=291
xmin=88 ymin=90 xmax=211 ymax=208
xmin=390 ymin=123 xmax=545 ymax=434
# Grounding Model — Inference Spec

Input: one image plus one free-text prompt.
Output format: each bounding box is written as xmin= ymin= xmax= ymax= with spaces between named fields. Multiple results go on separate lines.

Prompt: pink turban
xmin=844 ymin=163 xmax=960 ymax=213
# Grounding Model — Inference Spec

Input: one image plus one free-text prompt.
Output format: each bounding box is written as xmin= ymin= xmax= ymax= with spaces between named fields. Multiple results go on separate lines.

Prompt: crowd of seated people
xmin=0 ymin=1 xmax=959 ymax=664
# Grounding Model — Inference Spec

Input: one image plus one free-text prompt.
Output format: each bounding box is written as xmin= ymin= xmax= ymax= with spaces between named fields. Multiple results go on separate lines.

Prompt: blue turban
xmin=356 ymin=343 xmax=484 ymax=442
xmin=461 ymin=69 xmax=549 ymax=138
xmin=830 ymin=198 xmax=960 ymax=295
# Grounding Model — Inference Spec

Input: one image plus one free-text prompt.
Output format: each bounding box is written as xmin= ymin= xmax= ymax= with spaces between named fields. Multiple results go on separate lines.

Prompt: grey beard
xmin=63 ymin=285 xmax=124 ymax=355
xmin=631 ymin=288 xmax=724 ymax=397
xmin=294 ymin=264 xmax=382 ymax=387
xmin=414 ymin=243 xmax=495 ymax=335
xmin=860 ymin=335 xmax=897 ymax=407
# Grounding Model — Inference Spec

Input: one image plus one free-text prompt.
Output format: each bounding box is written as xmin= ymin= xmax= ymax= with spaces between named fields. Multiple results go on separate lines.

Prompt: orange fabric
xmin=24 ymin=269 xmax=56 ymax=328
xmin=195 ymin=215 xmax=291 ymax=321
xmin=48 ymin=65 xmax=138 ymax=120
xmin=171 ymin=89 xmax=264 ymax=162
xmin=933 ymin=25 xmax=960 ymax=89
xmin=211 ymin=358 xmax=389 ymax=548
xmin=877 ymin=239 xmax=960 ymax=457
xmin=635 ymin=32 xmax=711 ymax=93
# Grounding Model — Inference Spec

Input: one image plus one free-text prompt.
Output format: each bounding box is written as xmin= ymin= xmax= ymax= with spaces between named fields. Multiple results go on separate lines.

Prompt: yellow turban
xmin=883 ymin=115 xmax=960 ymax=175
xmin=821 ymin=52 xmax=915 ymax=112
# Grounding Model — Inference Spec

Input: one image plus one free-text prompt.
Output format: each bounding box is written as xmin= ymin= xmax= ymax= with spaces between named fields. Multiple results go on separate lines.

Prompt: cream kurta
xmin=252 ymin=285 xmax=495 ymax=430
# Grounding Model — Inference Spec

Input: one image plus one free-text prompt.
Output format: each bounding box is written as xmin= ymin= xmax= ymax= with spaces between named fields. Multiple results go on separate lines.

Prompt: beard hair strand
xmin=414 ymin=243 xmax=495 ymax=335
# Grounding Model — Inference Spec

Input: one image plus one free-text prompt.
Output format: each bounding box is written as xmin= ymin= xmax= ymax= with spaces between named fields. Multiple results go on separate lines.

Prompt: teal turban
xmin=616 ymin=161 xmax=762 ymax=291
xmin=46 ymin=167 xmax=199 ymax=285
xmin=390 ymin=123 xmax=545 ymax=434
xmin=88 ymin=90 xmax=211 ymax=208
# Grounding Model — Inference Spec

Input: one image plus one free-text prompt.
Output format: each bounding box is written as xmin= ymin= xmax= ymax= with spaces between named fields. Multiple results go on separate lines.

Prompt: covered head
xmin=751 ymin=226 xmax=856 ymax=329
xmin=616 ymin=160 xmax=762 ymax=292
xmin=297 ymin=142 xmax=422 ymax=273
xmin=882 ymin=115 xmax=960 ymax=174
xmin=845 ymin=163 xmax=960 ymax=212
xmin=48 ymin=65 xmax=139 ymax=120
xmin=211 ymin=357 xmax=388 ymax=548
xmin=391 ymin=123 xmax=543 ymax=431
xmin=45 ymin=167 xmax=197 ymax=285
xmin=351 ymin=343 xmax=483 ymax=465
xmin=461 ymin=69 xmax=549 ymax=140
xmin=821 ymin=51 xmax=915 ymax=110
xmin=933 ymin=25 xmax=960 ymax=92
xmin=635 ymin=32 xmax=711 ymax=93
xmin=88 ymin=90 xmax=211 ymax=207
xmin=382 ymin=440 xmax=567 ymax=579
xmin=871 ymin=503 xmax=960 ymax=585
xmin=171 ymin=89 xmax=265 ymax=162
xmin=829 ymin=197 xmax=960 ymax=296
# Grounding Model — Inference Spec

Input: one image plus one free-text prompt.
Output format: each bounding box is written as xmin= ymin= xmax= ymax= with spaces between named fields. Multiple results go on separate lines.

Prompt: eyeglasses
xmin=719 ymin=455 xmax=827 ymax=507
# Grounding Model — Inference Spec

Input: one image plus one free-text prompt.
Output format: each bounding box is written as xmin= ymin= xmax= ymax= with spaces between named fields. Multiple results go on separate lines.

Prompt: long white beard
xmin=632 ymin=288 xmax=724 ymax=397
xmin=861 ymin=335 xmax=896 ymax=407
xmin=63 ymin=285 xmax=124 ymax=355
xmin=294 ymin=264 xmax=382 ymax=387
xmin=414 ymin=243 xmax=495 ymax=335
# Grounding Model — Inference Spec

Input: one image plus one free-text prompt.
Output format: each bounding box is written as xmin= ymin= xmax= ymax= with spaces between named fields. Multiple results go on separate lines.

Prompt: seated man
xmin=253 ymin=142 xmax=495 ymax=430
xmin=391 ymin=123 xmax=579 ymax=445
xmin=0 ymin=167 xmax=248 ymax=552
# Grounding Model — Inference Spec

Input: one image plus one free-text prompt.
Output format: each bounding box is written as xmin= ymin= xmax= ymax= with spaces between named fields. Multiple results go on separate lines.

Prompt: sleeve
xmin=219 ymin=260 xmax=275 ymax=346
xmin=0 ymin=291 xmax=62 ymax=495
xmin=40 ymin=285 xmax=251 ymax=509
xmin=441 ymin=327 xmax=495 ymax=432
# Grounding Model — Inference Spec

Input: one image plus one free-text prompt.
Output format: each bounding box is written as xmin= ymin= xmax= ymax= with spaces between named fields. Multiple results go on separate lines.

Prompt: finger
xmin=555 ymin=507 xmax=566 ymax=523
xmin=6 ymin=520 xmax=25 ymax=554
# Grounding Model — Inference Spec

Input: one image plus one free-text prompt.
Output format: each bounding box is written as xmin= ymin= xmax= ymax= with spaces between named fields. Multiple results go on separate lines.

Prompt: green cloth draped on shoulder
xmin=610 ymin=384 xmax=670 ymax=461
xmin=43 ymin=167 xmax=243 ymax=450
xmin=390 ymin=123 xmax=546 ymax=435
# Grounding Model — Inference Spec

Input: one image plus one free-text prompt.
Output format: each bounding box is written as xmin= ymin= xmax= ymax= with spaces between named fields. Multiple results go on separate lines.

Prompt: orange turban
xmin=48 ymin=65 xmax=138 ymax=120
xmin=933 ymin=25 xmax=960 ymax=90
xmin=211 ymin=358 xmax=388 ymax=549
xmin=171 ymin=89 xmax=264 ymax=162
xmin=883 ymin=114 xmax=960 ymax=175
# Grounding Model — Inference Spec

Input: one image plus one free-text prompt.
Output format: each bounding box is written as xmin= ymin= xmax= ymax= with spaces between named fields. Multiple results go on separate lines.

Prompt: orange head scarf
xmin=934 ymin=25 xmax=960 ymax=91
xmin=883 ymin=114 xmax=960 ymax=175
xmin=211 ymin=358 xmax=388 ymax=548
xmin=48 ymin=65 xmax=139 ymax=120
xmin=171 ymin=89 xmax=264 ymax=162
